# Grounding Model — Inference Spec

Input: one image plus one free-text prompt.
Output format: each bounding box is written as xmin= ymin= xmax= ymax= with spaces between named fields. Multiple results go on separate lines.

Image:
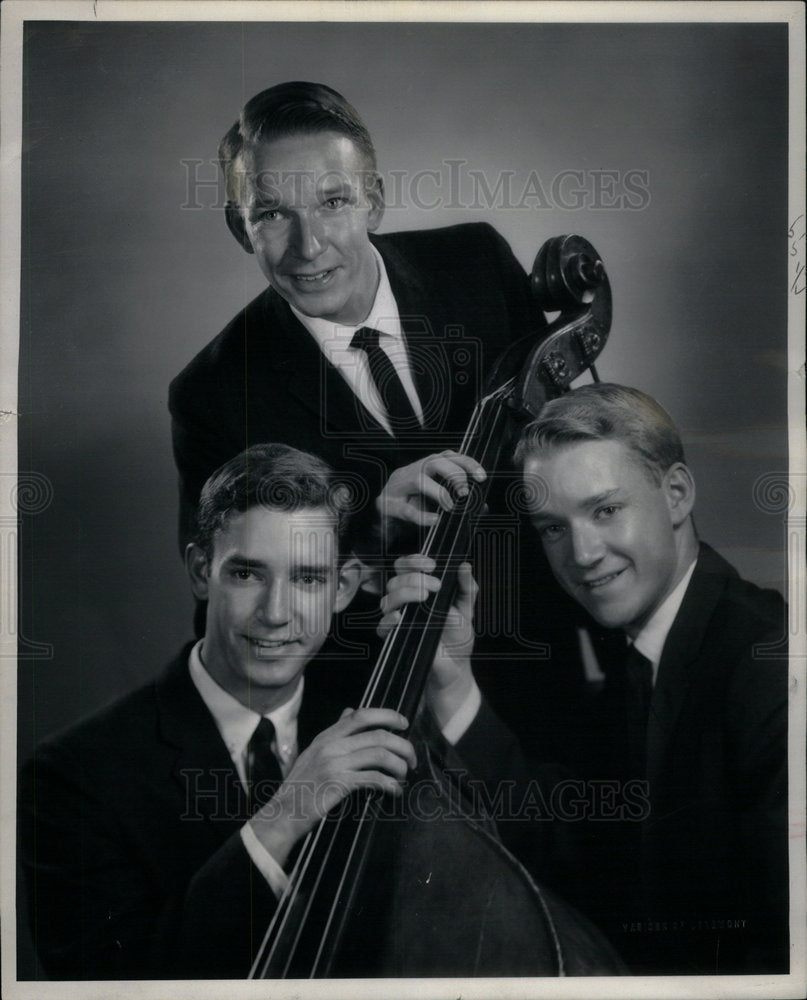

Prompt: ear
xmin=365 ymin=173 xmax=385 ymax=233
xmin=334 ymin=555 xmax=363 ymax=613
xmin=225 ymin=202 xmax=255 ymax=254
xmin=185 ymin=543 xmax=211 ymax=600
xmin=662 ymin=463 xmax=696 ymax=527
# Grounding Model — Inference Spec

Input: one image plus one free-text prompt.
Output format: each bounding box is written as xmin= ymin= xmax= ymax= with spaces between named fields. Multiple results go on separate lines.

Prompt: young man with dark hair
xmin=384 ymin=383 xmax=790 ymax=975
xmin=19 ymin=443 xmax=519 ymax=980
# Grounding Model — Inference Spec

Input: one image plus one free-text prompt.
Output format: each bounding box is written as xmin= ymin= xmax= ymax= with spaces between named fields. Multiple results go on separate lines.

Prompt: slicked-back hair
xmin=194 ymin=443 xmax=358 ymax=562
xmin=219 ymin=81 xmax=377 ymax=207
xmin=515 ymin=383 xmax=686 ymax=485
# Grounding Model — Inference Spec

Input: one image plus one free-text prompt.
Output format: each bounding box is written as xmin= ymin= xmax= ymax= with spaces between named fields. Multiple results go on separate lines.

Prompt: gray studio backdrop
xmin=18 ymin=22 xmax=788 ymax=771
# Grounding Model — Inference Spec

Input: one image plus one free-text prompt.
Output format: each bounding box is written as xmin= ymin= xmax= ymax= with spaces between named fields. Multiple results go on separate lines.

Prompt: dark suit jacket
xmin=18 ymin=644 xmax=529 ymax=980
xmin=168 ymin=222 xmax=543 ymax=549
xmin=541 ymin=543 xmax=790 ymax=975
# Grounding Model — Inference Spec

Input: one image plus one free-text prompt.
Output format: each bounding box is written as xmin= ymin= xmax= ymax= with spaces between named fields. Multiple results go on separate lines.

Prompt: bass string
xmin=308 ymin=794 xmax=380 ymax=976
xmin=252 ymin=792 xmax=373 ymax=978
xmin=252 ymin=380 xmax=516 ymax=979
xmin=362 ymin=382 xmax=514 ymax=715
xmin=383 ymin=395 xmax=511 ymax=718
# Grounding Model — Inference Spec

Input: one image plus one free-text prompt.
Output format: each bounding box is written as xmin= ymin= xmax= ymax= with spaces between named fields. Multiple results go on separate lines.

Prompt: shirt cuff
xmin=240 ymin=822 xmax=290 ymax=899
xmin=440 ymin=679 xmax=482 ymax=745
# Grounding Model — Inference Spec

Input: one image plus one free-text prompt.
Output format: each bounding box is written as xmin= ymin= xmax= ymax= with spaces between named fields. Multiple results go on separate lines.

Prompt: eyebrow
xmin=319 ymin=179 xmax=354 ymax=197
xmin=251 ymin=174 xmax=353 ymax=200
xmin=531 ymin=487 xmax=622 ymax=522
xmin=582 ymin=487 xmax=622 ymax=508
xmin=248 ymin=195 xmax=281 ymax=213
xmin=222 ymin=554 xmax=334 ymax=574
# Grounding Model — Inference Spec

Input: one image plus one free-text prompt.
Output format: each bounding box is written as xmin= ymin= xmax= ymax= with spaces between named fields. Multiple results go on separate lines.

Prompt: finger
xmin=386 ymin=569 xmax=440 ymax=595
xmin=395 ymin=500 xmax=440 ymax=526
xmin=410 ymin=475 xmax=456 ymax=512
xmin=344 ymin=743 xmax=416 ymax=779
xmin=426 ymin=455 xmax=487 ymax=495
xmin=344 ymin=770 xmax=405 ymax=798
xmin=336 ymin=707 xmax=409 ymax=735
xmin=425 ymin=456 xmax=470 ymax=491
xmin=323 ymin=728 xmax=418 ymax=772
xmin=377 ymin=608 xmax=402 ymax=637
xmin=453 ymin=562 xmax=479 ymax=617
xmin=381 ymin=579 xmax=438 ymax=615
xmin=392 ymin=554 xmax=436 ymax=575
xmin=437 ymin=451 xmax=487 ymax=482
xmin=421 ymin=458 xmax=473 ymax=503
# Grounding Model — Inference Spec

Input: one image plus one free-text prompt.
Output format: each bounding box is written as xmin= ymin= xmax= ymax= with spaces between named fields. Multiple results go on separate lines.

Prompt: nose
xmin=568 ymin=522 xmax=604 ymax=568
xmin=289 ymin=212 xmax=324 ymax=260
xmin=258 ymin=579 xmax=290 ymax=627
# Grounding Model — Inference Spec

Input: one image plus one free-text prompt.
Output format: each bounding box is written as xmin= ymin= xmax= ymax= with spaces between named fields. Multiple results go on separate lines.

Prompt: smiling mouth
xmin=580 ymin=568 xmax=625 ymax=591
xmin=248 ymin=637 xmax=297 ymax=655
xmin=289 ymin=268 xmax=336 ymax=285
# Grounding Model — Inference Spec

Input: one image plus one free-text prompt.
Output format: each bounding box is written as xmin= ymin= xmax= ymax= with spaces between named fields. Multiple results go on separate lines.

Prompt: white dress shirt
xmin=188 ymin=640 xmax=480 ymax=897
xmin=579 ymin=559 xmax=697 ymax=686
xmin=631 ymin=558 xmax=697 ymax=686
xmin=289 ymin=246 xmax=425 ymax=435
xmin=188 ymin=641 xmax=302 ymax=895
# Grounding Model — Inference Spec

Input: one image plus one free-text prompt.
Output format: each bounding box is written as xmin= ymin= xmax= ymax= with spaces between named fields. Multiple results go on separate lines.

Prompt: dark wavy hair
xmin=194 ymin=443 xmax=358 ymax=561
xmin=515 ymin=383 xmax=686 ymax=484
xmin=219 ymin=81 xmax=377 ymax=208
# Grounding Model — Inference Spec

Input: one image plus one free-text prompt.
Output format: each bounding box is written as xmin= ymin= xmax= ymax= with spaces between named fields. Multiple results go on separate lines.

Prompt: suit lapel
xmin=260 ymin=289 xmax=390 ymax=437
xmin=646 ymin=545 xmax=732 ymax=786
xmin=375 ymin=236 xmax=479 ymax=438
xmin=155 ymin=645 xmax=248 ymax=831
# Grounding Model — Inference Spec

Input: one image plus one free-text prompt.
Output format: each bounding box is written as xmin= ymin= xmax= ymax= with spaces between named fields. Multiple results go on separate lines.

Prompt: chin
xmin=586 ymin=604 xmax=633 ymax=632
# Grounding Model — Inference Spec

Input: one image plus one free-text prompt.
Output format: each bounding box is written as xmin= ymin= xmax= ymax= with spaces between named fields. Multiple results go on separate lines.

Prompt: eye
xmin=322 ymin=196 xmax=347 ymax=210
xmin=230 ymin=567 xmax=257 ymax=582
xmin=295 ymin=573 xmax=328 ymax=587
xmin=254 ymin=208 xmax=284 ymax=224
xmin=537 ymin=523 xmax=565 ymax=542
xmin=595 ymin=504 xmax=621 ymax=520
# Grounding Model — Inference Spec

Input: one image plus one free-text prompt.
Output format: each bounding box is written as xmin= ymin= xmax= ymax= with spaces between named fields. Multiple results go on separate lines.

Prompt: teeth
xmin=293 ymin=271 xmax=330 ymax=283
xmin=585 ymin=571 xmax=621 ymax=589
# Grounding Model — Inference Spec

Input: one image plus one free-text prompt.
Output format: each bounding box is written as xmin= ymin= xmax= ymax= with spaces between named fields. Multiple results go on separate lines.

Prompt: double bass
xmin=250 ymin=236 xmax=623 ymax=979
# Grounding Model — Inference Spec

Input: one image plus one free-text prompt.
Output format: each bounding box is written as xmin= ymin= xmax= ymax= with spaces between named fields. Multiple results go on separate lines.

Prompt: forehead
xmin=523 ymin=439 xmax=653 ymax=509
xmin=212 ymin=506 xmax=338 ymax=561
xmin=242 ymin=131 xmax=368 ymax=194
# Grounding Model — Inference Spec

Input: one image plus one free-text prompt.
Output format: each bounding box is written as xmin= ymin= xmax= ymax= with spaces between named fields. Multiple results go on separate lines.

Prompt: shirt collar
xmin=631 ymin=557 xmax=698 ymax=676
xmin=188 ymin=639 xmax=303 ymax=764
xmin=289 ymin=245 xmax=402 ymax=351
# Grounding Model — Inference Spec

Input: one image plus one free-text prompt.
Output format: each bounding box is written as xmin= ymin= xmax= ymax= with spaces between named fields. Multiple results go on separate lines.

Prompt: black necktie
xmin=623 ymin=643 xmax=653 ymax=779
xmin=350 ymin=326 xmax=421 ymax=434
xmin=246 ymin=717 xmax=283 ymax=814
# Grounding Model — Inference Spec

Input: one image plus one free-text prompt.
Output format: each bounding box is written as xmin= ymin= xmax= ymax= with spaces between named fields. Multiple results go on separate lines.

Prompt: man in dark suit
xmin=168 ymin=81 xmax=570 ymax=732
xmin=169 ymin=81 xmax=544 ymax=552
xmin=18 ymin=443 xmax=526 ymax=980
xmin=384 ymin=383 xmax=790 ymax=974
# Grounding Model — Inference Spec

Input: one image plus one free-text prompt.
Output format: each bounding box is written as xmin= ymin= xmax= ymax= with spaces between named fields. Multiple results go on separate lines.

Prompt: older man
xmin=169 ymin=80 xmax=544 ymax=550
